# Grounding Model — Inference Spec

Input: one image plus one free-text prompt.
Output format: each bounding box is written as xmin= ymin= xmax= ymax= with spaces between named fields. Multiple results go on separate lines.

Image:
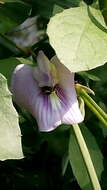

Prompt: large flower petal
xmin=51 ymin=56 xmax=84 ymax=124
xmin=34 ymin=94 xmax=62 ymax=131
xmin=11 ymin=64 xmax=62 ymax=131
xmin=11 ymin=64 xmax=40 ymax=114
xmin=11 ymin=54 xmax=83 ymax=132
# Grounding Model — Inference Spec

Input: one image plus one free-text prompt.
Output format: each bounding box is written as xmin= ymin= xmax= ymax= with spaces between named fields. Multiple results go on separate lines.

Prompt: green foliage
xmin=31 ymin=0 xmax=82 ymax=18
xmin=0 ymin=2 xmax=31 ymax=33
xmin=69 ymin=124 xmax=103 ymax=190
xmin=98 ymin=0 xmax=107 ymax=25
xmin=78 ymin=71 xmax=100 ymax=81
xmin=47 ymin=5 xmax=107 ymax=72
xmin=0 ymin=0 xmax=18 ymax=2
xmin=0 ymin=0 xmax=107 ymax=189
xmin=52 ymin=5 xmax=64 ymax=16
xmin=98 ymin=0 xmax=107 ymax=9
xmin=0 ymin=73 xmax=23 ymax=160
xmin=83 ymin=0 xmax=94 ymax=5
xmin=0 ymin=57 xmax=33 ymax=85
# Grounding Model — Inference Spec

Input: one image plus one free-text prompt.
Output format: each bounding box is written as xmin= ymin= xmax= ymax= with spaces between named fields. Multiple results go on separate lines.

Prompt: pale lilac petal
xmin=62 ymin=102 xmax=84 ymax=124
xmin=11 ymin=64 xmax=62 ymax=131
xmin=33 ymin=51 xmax=52 ymax=87
xmin=33 ymin=51 xmax=58 ymax=87
xmin=51 ymin=56 xmax=84 ymax=124
xmin=11 ymin=54 xmax=83 ymax=132
xmin=33 ymin=67 xmax=52 ymax=87
xmin=34 ymin=95 xmax=62 ymax=131
xmin=36 ymin=51 xmax=51 ymax=73
xmin=11 ymin=64 xmax=40 ymax=114
xmin=34 ymin=85 xmax=83 ymax=131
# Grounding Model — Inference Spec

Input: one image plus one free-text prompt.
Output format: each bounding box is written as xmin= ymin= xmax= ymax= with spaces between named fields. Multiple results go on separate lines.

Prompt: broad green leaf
xmin=69 ymin=124 xmax=103 ymax=190
xmin=0 ymin=2 xmax=31 ymax=33
xmin=47 ymin=5 xmax=107 ymax=72
xmin=0 ymin=73 xmax=23 ymax=160
xmin=0 ymin=57 xmax=33 ymax=85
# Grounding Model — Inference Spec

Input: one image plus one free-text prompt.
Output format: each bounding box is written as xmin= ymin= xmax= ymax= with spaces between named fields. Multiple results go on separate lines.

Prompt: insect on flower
xmin=11 ymin=51 xmax=83 ymax=131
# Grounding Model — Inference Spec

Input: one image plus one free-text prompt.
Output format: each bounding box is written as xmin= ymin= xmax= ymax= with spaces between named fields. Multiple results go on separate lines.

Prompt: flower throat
xmin=41 ymin=85 xmax=57 ymax=95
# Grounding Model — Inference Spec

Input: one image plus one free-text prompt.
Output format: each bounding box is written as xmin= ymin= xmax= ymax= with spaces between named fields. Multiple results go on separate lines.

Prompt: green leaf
xmin=0 ymin=2 xmax=31 ymax=33
xmin=31 ymin=0 xmax=81 ymax=18
xmin=69 ymin=124 xmax=103 ymax=190
xmin=0 ymin=33 xmax=21 ymax=55
xmin=52 ymin=4 xmax=64 ymax=16
xmin=41 ymin=125 xmax=69 ymax=156
xmin=98 ymin=0 xmax=107 ymax=9
xmin=78 ymin=71 xmax=101 ymax=81
xmin=47 ymin=5 xmax=107 ymax=72
xmin=89 ymin=63 xmax=107 ymax=83
xmin=0 ymin=0 xmax=19 ymax=2
xmin=98 ymin=0 xmax=107 ymax=25
xmin=62 ymin=153 xmax=69 ymax=176
xmin=0 ymin=73 xmax=23 ymax=160
xmin=0 ymin=57 xmax=33 ymax=85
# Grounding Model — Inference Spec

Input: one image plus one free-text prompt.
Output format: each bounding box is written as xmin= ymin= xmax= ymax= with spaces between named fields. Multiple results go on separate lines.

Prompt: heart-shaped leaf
xmin=47 ymin=5 xmax=107 ymax=72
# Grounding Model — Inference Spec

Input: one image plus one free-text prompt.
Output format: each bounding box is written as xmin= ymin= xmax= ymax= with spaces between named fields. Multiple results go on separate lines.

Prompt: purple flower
xmin=11 ymin=51 xmax=83 ymax=131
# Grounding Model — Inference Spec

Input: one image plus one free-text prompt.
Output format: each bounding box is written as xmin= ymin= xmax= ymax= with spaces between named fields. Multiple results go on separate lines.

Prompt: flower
xmin=11 ymin=51 xmax=83 ymax=131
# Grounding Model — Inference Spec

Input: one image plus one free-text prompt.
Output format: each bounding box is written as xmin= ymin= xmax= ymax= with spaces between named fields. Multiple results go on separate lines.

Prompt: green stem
xmin=72 ymin=124 xmax=102 ymax=190
xmin=76 ymin=83 xmax=107 ymax=127
xmin=80 ymin=89 xmax=107 ymax=127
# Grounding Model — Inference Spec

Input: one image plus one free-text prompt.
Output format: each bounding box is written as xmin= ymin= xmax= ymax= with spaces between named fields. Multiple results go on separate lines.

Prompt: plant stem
xmin=81 ymin=89 xmax=107 ymax=127
xmin=76 ymin=84 xmax=107 ymax=127
xmin=72 ymin=124 xmax=102 ymax=190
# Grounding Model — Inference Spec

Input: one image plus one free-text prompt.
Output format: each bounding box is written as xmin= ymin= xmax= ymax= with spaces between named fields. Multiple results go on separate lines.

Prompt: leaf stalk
xmin=72 ymin=124 xmax=102 ymax=190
